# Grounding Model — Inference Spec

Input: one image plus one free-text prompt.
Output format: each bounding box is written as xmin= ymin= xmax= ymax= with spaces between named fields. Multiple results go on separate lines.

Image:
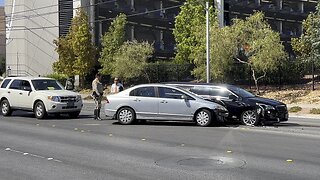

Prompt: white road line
xmin=3 ymin=147 xmax=62 ymax=163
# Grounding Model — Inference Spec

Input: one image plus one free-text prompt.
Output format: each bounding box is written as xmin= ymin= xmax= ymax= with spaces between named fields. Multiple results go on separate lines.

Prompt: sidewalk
xmin=287 ymin=103 xmax=320 ymax=119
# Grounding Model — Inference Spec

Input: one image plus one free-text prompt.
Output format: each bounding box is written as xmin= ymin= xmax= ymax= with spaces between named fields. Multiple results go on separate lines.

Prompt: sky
xmin=0 ymin=0 xmax=3 ymax=6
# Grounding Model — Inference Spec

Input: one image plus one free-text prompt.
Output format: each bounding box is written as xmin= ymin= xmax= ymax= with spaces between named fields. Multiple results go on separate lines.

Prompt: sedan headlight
xmin=256 ymin=103 xmax=275 ymax=110
xmin=48 ymin=96 xmax=61 ymax=102
xmin=76 ymin=95 xmax=82 ymax=102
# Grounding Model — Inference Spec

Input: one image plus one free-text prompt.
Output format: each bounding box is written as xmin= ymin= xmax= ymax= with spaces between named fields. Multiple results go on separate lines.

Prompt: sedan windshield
xmin=31 ymin=79 xmax=64 ymax=90
xmin=229 ymin=86 xmax=255 ymax=98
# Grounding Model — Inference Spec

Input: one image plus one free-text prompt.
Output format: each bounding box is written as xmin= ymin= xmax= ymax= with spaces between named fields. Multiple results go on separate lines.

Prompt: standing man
xmin=111 ymin=77 xmax=124 ymax=94
xmin=92 ymin=73 xmax=104 ymax=120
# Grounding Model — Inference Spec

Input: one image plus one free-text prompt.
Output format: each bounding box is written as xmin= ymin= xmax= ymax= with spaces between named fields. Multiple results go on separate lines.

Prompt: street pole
xmin=90 ymin=0 xmax=95 ymax=44
xmin=217 ymin=0 xmax=224 ymax=28
xmin=206 ymin=1 xmax=210 ymax=83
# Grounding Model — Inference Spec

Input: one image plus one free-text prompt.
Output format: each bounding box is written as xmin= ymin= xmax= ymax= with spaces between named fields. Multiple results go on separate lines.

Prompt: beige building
xmin=0 ymin=7 xmax=5 ymax=60
xmin=5 ymin=0 xmax=59 ymax=76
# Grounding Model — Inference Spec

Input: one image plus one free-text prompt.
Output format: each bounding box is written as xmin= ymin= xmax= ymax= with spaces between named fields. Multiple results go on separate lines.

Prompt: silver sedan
xmin=104 ymin=84 xmax=228 ymax=127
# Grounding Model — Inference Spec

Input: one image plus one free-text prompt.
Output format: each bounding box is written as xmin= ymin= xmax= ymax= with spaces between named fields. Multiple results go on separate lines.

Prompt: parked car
xmin=166 ymin=83 xmax=288 ymax=126
xmin=104 ymin=84 xmax=229 ymax=127
xmin=0 ymin=77 xmax=83 ymax=119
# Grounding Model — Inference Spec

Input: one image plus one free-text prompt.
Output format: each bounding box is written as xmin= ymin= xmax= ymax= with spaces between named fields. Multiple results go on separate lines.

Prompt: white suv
xmin=0 ymin=77 xmax=83 ymax=119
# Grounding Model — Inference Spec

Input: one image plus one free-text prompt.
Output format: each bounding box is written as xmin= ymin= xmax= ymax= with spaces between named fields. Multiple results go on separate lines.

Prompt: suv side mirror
xmin=229 ymin=94 xmax=237 ymax=101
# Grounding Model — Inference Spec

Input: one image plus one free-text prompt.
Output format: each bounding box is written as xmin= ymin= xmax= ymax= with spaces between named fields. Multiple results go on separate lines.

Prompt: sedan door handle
xmin=133 ymin=99 xmax=141 ymax=102
xmin=19 ymin=92 xmax=23 ymax=95
xmin=7 ymin=91 xmax=10 ymax=94
xmin=160 ymin=100 xmax=168 ymax=104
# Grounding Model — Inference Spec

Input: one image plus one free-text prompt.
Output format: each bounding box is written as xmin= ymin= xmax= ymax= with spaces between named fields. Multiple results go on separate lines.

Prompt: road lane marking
xmin=3 ymin=147 xmax=62 ymax=163
xmin=108 ymin=134 xmax=113 ymax=137
xmin=227 ymin=150 xmax=233 ymax=153
xmin=83 ymin=124 xmax=101 ymax=126
xmin=286 ymin=159 xmax=293 ymax=163
xmin=29 ymin=154 xmax=45 ymax=159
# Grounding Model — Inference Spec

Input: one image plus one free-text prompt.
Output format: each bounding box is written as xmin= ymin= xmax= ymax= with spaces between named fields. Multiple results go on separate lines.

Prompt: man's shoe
xmin=96 ymin=117 xmax=102 ymax=121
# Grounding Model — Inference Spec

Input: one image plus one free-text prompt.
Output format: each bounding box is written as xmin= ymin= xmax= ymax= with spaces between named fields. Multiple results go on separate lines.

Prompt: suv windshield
xmin=31 ymin=79 xmax=64 ymax=90
xmin=229 ymin=86 xmax=255 ymax=98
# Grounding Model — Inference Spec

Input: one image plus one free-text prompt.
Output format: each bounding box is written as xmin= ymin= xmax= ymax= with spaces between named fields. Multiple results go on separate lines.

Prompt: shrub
xmin=289 ymin=106 xmax=302 ymax=113
xmin=310 ymin=108 xmax=320 ymax=114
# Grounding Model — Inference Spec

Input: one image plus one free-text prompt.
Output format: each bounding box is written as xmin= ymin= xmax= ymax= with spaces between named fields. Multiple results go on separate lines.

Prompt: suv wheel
xmin=117 ymin=107 xmax=135 ymax=125
xmin=241 ymin=110 xmax=259 ymax=126
xmin=34 ymin=101 xmax=47 ymax=119
xmin=195 ymin=109 xmax=212 ymax=127
xmin=1 ymin=99 xmax=12 ymax=116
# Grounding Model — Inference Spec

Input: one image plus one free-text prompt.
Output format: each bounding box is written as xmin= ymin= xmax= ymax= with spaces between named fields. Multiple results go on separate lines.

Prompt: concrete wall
xmin=5 ymin=0 xmax=59 ymax=76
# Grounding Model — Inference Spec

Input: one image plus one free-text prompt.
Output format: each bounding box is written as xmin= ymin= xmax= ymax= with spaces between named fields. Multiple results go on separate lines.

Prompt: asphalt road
xmin=0 ymin=103 xmax=319 ymax=180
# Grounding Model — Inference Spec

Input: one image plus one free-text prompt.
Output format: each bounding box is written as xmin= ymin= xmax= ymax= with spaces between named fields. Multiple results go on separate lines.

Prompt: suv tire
xmin=1 ymin=99 xmax=12 ymax=116
xmin=34 ymin=101 xmax=47 ymax=119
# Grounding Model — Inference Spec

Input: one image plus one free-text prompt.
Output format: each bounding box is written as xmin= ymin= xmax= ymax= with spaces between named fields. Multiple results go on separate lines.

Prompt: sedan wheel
xmin=195 ymin=109 xmax=212 ymax=127
xmin=1 ymin=99 xmax=12 ymax=116
xmin=34 ymin=101 xmax=47 ymax=119
xmin=117 ymin=107 xmax=135 ymax=125
xmin=241 ymin=110 xmax=259 ymax=126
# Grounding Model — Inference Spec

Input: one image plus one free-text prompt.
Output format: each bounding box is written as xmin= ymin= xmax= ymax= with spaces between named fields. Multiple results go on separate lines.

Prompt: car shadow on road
xmin=111 ymin=120 xmax=306 ymax=128
xmin=9 ymin=111 xmax=93 ymax=120
xmin=112 ymin=120 xmax=231 ymax=127
xmin=270 ymin=123 xmax=301 ymax=127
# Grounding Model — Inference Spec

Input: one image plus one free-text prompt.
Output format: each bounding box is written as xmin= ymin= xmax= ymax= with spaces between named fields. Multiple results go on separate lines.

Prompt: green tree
xmin=232 ymin=12 xmax=287 ymax=93
xmin=53 ymin=9 xmax=96 ymax=87
xmin=292 ymin=2 xmax=320 ymax=61
xmin=193 ymin=25 xmax=237 ymax=81
xmin=112 ymin=40 xmax=154 ymax=83
xmin=173 ymin=0 xmax=217 ymax=67
xmin=99 ymin=14 xmax=127 ymax=74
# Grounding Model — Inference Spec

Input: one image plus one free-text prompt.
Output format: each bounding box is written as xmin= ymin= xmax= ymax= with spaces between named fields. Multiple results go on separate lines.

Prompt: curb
xmin=289 ymin=113 xmax=320 ymax=119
